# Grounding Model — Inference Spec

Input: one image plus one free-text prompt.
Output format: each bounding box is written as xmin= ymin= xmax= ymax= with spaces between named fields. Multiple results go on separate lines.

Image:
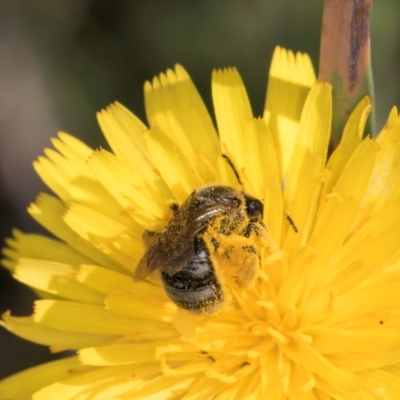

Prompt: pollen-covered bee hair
xmin=133 ymin=156 xmax=269 ymax=314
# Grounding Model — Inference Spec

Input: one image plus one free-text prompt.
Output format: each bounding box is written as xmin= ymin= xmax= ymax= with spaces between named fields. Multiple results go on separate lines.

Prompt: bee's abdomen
xmin=161 ymin=239 xmax=223 ymax=314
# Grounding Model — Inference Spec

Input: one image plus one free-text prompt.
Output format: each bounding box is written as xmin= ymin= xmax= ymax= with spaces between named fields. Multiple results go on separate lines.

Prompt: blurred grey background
xmin=0 ymin=0 xmax=399 ymax=380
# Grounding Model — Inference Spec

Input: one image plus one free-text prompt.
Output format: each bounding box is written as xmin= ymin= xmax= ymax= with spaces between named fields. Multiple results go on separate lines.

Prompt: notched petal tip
xmin=212 ymin=66 xmax=240 ymax=80
xmin=151 ymin=75 xmax=161 ymax=90
xmin=314 ymin=79 xmax=333 ymax=90
xmin=269 ymin=46 xmax=316 ymax=85
xmin=143 ymin=79 xmax=153 ymax=93
xmin=174 ymin=63 xmax=189 ymax=79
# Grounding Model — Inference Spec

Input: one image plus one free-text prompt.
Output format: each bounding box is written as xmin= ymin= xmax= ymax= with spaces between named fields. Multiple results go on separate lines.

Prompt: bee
xmin=133 ymin=184 xmax=268 ymax=315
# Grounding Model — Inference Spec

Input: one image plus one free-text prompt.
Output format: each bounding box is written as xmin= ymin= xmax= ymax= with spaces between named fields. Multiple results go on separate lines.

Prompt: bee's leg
xmin=234 ymin=245 xmax=260 ymax=287
xmin=214 ymin=235 xmax=260 ymax=288
xmin=241 ymin=222 xmax=264 ymax=238
xmin=170 ymin=202 xmax=180 ymax=215
xmin=142 ymin=230 xmax=159 ymax=248
xmin=210 ymin=237 xmax=219 ymax=251
xmin=240 ymin=222 xmax=272 ymax=249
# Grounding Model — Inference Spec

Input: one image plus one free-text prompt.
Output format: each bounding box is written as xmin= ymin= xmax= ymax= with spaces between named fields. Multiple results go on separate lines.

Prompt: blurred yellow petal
xmin=34 ymin=145 xmax=129 ymax=228
xmin=357 ymin=109 xmax=400 ymax=225
xmin=311 ymin=326 xmax=400 ymax=357
xmin=97 ymin=103 xmax=154 ymax=177
xmin=33 ymin=364 xmax=150 ymax=400
xmin=145 ymin=64 xmax=219 ymax=183
xmin=78 ymin=341 xmax=197 ymax=366
xmin=1 ymin=313 xmax=118 ymax=351
xmin=14 ymin=258 xmax=104 ymax=304
xmin=28 ymin=193 xmax=122 ymax=271
xmin=2 ymin=229 xmax=91 ymax=272
xmin=54 ymin=132 xmax=94 ymax=160
xmin=34 ymin=300 xmax=169 ymax=335
xmin=357 ymin=369 xmax=400 ymax=399
xmin=264 ymin=46 xmax=316 ymax=178
xmin=88 ymin=149 xmax=167 ymax=225
xmin=0 ymin=357 xmax=90 ymax=400
xmin=212 ymin=67 xmax=252 ymax=170
xmin=282 ymin=339 xmax=360 ymax=393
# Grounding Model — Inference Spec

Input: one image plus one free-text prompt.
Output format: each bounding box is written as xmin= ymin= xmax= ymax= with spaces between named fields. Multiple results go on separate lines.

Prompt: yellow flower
xmin=2 ymin=46 xmax=400 ymax=399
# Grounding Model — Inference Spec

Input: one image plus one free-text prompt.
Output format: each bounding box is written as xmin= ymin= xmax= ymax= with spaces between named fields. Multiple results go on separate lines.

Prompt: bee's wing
xmin=133 ymin=252 xmax=151 ymax=282
xmin=133 ymin=231 xmax=160 ymax=282
xmin=133 ymin=202 xmax=225 ymax=282
xmin=147 ymin=233 xmax=196 ymax=276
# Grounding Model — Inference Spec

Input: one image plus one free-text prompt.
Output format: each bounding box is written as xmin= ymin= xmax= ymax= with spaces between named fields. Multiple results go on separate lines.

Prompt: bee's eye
xmin=245 ymin=196 xmax=263 ymax=217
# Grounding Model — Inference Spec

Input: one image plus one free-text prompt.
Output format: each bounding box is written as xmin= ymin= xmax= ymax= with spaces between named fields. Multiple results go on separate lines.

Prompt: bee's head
xmin=193 ymin=186 xmax=242 ymax=211
xmin=243 ymin=194 xmax=264 ymax=220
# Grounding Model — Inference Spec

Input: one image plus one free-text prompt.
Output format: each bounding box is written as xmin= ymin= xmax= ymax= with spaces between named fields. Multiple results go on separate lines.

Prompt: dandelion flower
xmin=2 ymin=46 xmax=400 ymax=399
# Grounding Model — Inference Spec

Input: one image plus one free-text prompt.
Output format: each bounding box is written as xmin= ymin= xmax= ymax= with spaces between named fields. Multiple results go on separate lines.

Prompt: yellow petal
xmin=264 ymin=46 xmax=316 ymax=178
xmin=313 ymin=375 xmax=369 ymax=399
xmin=324 ymin=225 xmax=400 ymax=288
xmin=242 ymin=118 xmax=281 ymax=202
xmin=34 ymin=300 xmax=170 ymax=335
xmin=76 ymin=265 xmax=165 ymax=300
xmin=326 ymin=96 xmax=372 ymax=193
xmin=34 ymin=144 xmax=131 ymax=229
xmin=143 ymin=127 xmax=204 ymax=203
xmin=357 ymin=109 xmax=400 ymax=225
xmin=79 ymin=341 xmax=197 ymax=366
xmin=284 ymin=81 xmax=332 ymax=208
xmin=88 ymin=148 xmax=169 ymax=225
xmin=212 ymin=67 xmax=253 ymax=170
xmin=296 ymin=198 xmax=360 ymax=306
xmin=64 ymin=202 xmax=133 ymax=243
xmin=333 ymin=137 xmax=377 ymax=205
xmin=126 ymin=375 xmax=197 ymax=400
xmin=357 ymin=368 xmax=400 ymax=399
xmin=283 ymin=339 xmax=360 ymax=393
xmin=180 ymin=376 xmax=229 ymax=399
xmin=54 ymin=132 xmax=94 ymax=160
xmin=311 ymin=326 xmax=400 ymax=356
xmin=105 ymin=292 xmax=175 ymax=322
xmin=282 ymin=151 xmax=322 ymax=256
xmin=96 ymin=102 xmax=155 ymax=177
xmin=2 ymin=229 xmax=92 ymax=272
xmin=63 ymin=203 xmax=142 ymax=272
xmin=1 ymin=313 xmax=118 ymax=351
xmin=323 ymin=271 xmax=400 ymax=326
xmin=263 ymin=184 xmax=284 ymax=244
xmin=32 ymin=364 xmax=146 ymax=400
xmin=14 ymin=258 xmax=104 ymax=304
xmin=28 ymin=193 xmax=123 ymax=272
xmin=263 ymin=348 xmax=282 ymax=399
xmin=145 ymin=64 xmax=219 ymax=183
xmin=79 ymin=343 xmax=155 ymax=366
xmin=0 ymin=357 xmax=90 ymax=400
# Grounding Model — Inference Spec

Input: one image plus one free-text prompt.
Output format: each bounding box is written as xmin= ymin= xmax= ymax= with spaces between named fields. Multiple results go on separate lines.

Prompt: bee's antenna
xmin=283 ymin=210 xmax=298 ymax=233
xmin=222 ymin=153 xmax=243 ymax=186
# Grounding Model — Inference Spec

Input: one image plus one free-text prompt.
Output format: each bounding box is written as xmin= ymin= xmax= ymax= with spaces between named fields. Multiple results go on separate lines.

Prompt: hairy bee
xmin=133 ymin=185 xmax=267 ymax=314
